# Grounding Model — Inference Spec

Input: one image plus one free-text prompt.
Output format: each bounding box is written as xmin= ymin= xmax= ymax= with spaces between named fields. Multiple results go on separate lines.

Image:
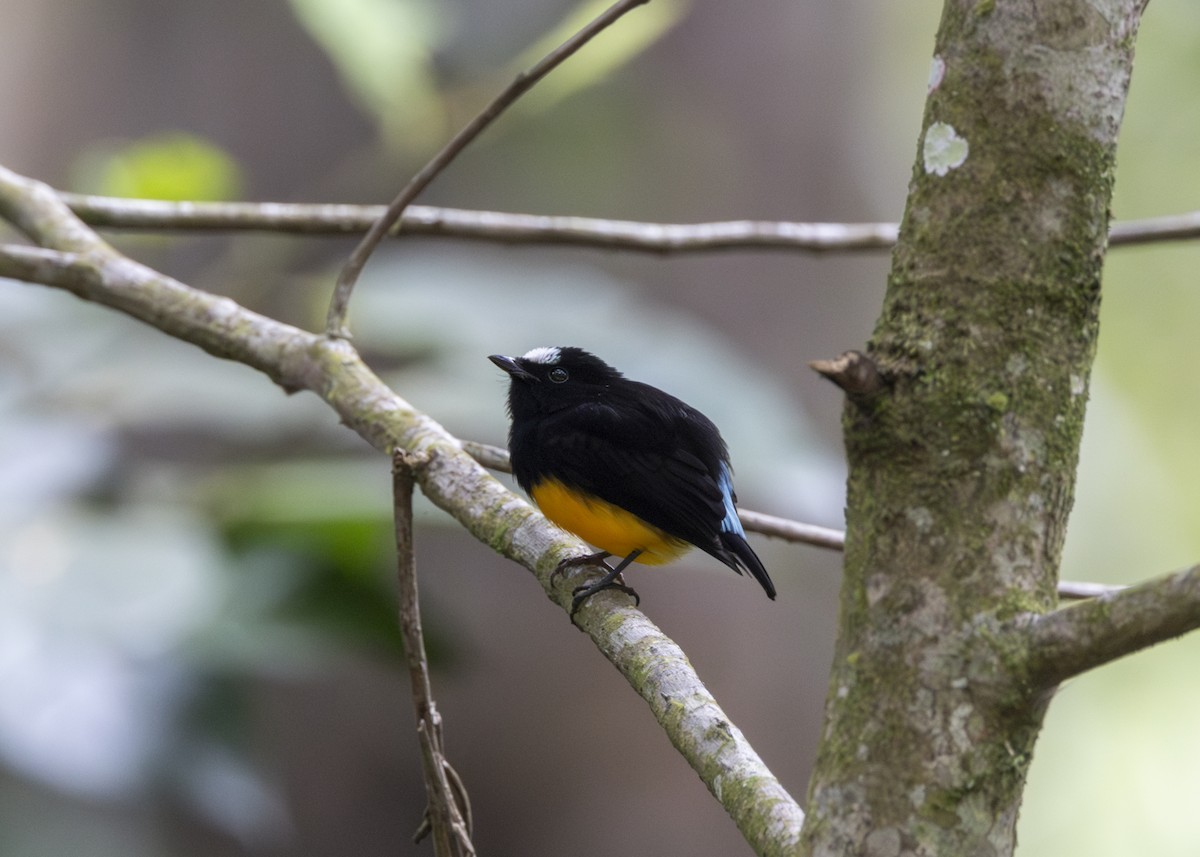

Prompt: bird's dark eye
xmin=548 ymin=367 xmax=569 ymax=383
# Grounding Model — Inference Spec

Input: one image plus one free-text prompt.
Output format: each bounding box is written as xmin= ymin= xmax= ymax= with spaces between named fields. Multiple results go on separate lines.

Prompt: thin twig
xmin=58 ymin=191 xmax=1200 ymax=254
xmin=737 ymin=508 xmax=847 ymax=551
xmin=325 ymin=0 xmax=651 ymax=338
xmin=1056 ymin=579 xmax=1125 ymax=600
xmin=458 ymin=440 xmax=1119 ymax=600
xmin=1107 ymin=211 xmax=1200 ymax=245
xmin=393 ymin=451 xmax=475 ymax=856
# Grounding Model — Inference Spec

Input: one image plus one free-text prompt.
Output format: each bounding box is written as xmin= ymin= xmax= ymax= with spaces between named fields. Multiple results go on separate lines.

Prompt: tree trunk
xmin=801 ymin=1 xmax=1146 ymax=854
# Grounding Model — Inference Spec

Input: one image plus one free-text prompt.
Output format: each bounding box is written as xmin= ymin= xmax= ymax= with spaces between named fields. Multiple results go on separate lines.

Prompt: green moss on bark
xmin=801 ymin=1 xmax=1141 ymax=854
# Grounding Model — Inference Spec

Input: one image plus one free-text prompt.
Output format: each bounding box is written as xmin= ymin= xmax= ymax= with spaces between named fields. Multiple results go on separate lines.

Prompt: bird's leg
xmin=550 ymin=550 xmax=611 ymax=586
xmin=570 ymin=550 xmax=642 ymax=616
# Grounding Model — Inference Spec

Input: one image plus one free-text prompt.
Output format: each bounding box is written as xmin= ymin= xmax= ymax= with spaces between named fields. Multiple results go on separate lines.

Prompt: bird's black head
xmin=489 ymin=346 xmax=623 ymax=418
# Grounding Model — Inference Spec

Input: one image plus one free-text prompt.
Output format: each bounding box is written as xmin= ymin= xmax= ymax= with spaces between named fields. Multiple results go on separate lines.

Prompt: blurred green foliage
xmin=72 ymin=133 xmax=243 ymax=201
xmin=504 ymin=0 xmax=691 ymax=115
xmin=288 ymin=0 xmax=449 ymax=151
xmin=287 ymin=0 xmax=690 ymax=154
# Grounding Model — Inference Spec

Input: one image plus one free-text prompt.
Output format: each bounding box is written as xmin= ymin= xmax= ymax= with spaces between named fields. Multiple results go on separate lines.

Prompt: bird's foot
xmin=553 ymin=549 xmax=643 ymax=617
xmin=569 ymin=576 xmax=640 ymax=616
xmin=550 ymin=550 xmax=611 ymax=586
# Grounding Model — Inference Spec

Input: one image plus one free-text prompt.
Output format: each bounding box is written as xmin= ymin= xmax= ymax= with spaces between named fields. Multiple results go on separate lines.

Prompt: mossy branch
xmin=1025 ymin=564 xmax=1200 ymax=688
xmin=0 ymin=163 xmax=803 ymax=854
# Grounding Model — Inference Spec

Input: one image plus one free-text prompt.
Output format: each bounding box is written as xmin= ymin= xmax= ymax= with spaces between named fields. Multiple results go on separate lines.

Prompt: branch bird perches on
xmin=0 ymin=163 xmax=806 ymax=853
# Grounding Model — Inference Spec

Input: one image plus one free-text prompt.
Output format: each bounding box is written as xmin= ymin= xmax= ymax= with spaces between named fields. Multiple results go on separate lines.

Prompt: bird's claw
xmin=569 ymin=578 xmax=640 ymax=617
xmin=550 ymin=551 xmax=611 ymax=585
xmin=550 ymin=549 xmax=641 ymax=617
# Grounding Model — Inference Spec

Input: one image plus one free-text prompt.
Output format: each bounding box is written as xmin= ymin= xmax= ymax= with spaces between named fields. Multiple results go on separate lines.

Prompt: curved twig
xmin=326 ymin=0 xmax=651 ymax=338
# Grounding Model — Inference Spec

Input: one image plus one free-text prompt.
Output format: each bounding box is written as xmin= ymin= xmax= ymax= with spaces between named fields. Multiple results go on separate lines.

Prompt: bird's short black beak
xmin=489 ymin=354 xmax=538 ymax=382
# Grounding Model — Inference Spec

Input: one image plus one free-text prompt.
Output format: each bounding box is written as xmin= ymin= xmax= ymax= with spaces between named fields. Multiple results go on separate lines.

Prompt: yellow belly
xmin=530 ymin=479 xmax=690 ymax=565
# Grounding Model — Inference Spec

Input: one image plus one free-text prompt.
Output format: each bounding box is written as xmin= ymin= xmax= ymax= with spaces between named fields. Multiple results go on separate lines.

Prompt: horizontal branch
xmin=1109 ymin=210 xmax=1200 ymax=245
xmin=1025 ymin=564 xmax=1200 ymax=688
xmin=1055 ymin=579 xmax=1124 ymax=600
xmin=58 ymin=192 xmax=1200 ymax=254
xmin=459 ymin=441 xmax=1118 ymax=599
xmin=0 ymin=164 xmax=803 ymax=853
xmin=460 ymin=439 xmax=848 ymax=550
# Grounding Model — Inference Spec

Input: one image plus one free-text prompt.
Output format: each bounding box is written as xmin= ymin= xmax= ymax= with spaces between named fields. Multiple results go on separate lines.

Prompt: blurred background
xmin=0 ymin=0 xmax=1198 ymax=854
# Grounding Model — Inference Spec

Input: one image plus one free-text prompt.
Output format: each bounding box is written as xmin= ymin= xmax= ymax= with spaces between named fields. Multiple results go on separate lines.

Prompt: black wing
xmin=529 ymin=385 xmax=731 ymax=556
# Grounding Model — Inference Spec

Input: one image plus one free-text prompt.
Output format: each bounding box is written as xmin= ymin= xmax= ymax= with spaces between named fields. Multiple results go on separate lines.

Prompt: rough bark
xmin=800 ymin=2 xmax=1146 ymax=855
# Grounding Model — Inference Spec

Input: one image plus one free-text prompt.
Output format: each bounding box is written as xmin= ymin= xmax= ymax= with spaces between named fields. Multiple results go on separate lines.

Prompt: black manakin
xmin=490 ymin=346 xmax=776 ymax=614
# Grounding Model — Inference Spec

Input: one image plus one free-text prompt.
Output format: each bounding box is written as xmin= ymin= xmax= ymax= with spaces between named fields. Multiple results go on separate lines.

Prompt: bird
xmin=489 ymin=346 xmax=776 ymax=614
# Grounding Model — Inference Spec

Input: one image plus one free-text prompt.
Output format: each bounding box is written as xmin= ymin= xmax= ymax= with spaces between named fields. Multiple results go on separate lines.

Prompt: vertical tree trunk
xmin=801 ymin=1 xmax=1145 ymax=854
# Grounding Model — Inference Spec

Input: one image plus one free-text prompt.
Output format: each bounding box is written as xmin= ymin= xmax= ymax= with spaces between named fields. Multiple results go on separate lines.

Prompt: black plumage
xmin=490 ymin=346 xmax=775 ymax=611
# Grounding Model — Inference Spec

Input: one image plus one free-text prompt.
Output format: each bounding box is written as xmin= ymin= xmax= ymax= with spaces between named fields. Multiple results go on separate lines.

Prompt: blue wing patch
xmin=717 ymin=462 xmax=744 ymax=535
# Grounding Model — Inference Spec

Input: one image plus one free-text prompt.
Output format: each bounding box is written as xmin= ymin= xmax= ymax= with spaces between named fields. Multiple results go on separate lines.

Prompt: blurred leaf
xmin=224 ymin=512 xmax=392 ymax=582
xmin=288 ymin=0 xmax=449 ymax=151
xmin=0 ymin=416 xmax=115 ymax=525
xmin=220 ymin=512 xmax=459 ymax=666
xmin=0 ymin=506 xmax=230 ymax=798
xmin=275 ymin=553 xmax=406 ymax=659
xmin=204 ymin=460 xmax=409 ymax=655
xmin=72 ymin=132 xmax=242 ymax=201
xmin=506 ymin=0 xmax=690 ymax=114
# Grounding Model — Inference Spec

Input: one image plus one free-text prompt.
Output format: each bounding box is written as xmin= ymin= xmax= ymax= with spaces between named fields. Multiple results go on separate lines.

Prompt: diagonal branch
xmin=58 ymin=192 xmax=1200 ymax=254
xmin=326 ymin=0 xmax=651 ymax=338
xmin=0 ymin=163 xmax=804 ymax=853
xmin=1025 ymin=564 xmax=1200 ymax=688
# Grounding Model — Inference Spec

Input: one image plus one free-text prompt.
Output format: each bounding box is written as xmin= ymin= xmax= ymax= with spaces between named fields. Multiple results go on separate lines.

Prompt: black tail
xmin=717 ymin=532 xmax=776 ymax=600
